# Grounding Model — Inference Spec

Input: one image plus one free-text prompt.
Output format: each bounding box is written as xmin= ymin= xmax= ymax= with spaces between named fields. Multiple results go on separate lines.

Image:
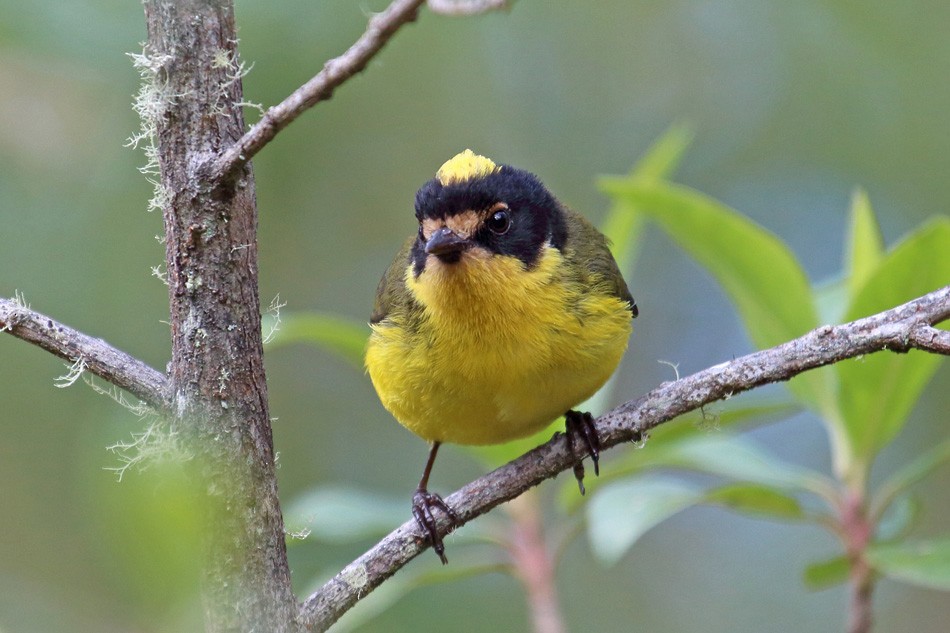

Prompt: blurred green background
xmin=1 ymin=1 xmax=948 ymax=631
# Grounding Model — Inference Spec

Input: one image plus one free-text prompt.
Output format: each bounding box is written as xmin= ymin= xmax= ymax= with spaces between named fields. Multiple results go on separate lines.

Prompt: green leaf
xmin=872 ymin=440 xmax=950 ymax=522
xmin=875 ymin=495 xmax=921 ymax=543
xmin=586 ymin=475 xmax=702 ymax=565
xmin=867 ymin=539 xmax=950 ymax=591
xmin=599 ymin=202 xmax=645 ymax=295
xmin=265 ymin=311 xmax=367 ymax=370
xmin=844 ymin=188 xmax=885 ymax=300
xmin=602 ymin=179 xmax=818 ymax=350
xmin=284 ymin=485 xmax=407 ymax=543
xmin=803 ymin=555 xmax=850 ymax=590
xmin=643 ymin=434 xmax=835 ymax=498
xmin=585 ymin=128 xmax=694 ymax=416
xmin=601 ymin=178 xmax=831 ymax=412
xmin=631 ymin=122 xmax=695 ymax=182
xmin=837 ymin=218 xmax=950 ymax=475
xmin=600 ymin=123 xmax=694 ymax=285
xmin=705 ymin=483 xmax=806 ymax=521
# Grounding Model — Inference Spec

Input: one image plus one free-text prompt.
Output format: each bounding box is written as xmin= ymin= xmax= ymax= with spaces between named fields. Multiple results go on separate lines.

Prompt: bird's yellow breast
xmin=365 ymin=245 xmax=631 ymax=445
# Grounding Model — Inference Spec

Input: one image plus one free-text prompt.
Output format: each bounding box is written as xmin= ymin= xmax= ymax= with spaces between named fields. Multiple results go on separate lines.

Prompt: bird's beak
xmin=424 ymin=227 xmax=469 ymax=257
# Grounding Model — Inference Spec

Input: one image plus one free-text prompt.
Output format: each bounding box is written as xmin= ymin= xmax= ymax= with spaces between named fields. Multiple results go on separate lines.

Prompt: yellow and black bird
xmin=365 ymin=150 xmax=637 ymax=562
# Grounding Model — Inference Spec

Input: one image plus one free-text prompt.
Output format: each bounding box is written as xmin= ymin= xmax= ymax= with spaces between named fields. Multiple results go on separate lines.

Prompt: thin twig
xmin=298 ymin=284 xmax=950 ymax=632
xmin=0 ymin=296 xmax=168 ymax=409
xmin=427 ymin=0 xmax=511 ymax=16
xmin=208 ymin=0 xmax=427 ymax=185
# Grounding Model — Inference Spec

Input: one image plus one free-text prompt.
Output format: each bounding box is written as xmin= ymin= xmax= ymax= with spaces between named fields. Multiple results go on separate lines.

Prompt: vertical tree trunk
xmin=143 ymin=1 xmax=297 ymax=630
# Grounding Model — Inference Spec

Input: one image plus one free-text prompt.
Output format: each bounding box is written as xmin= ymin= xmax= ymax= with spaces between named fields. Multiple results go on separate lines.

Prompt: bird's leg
xmin=411 ymin=441 xmax=459 ymax=564
xmin=564 ymin=409 xmax=601 ymax=495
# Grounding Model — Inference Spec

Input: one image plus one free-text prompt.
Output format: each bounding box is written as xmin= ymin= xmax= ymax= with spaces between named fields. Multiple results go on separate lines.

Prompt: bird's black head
xmin=410 ymin=150 xmax=567 ymax=277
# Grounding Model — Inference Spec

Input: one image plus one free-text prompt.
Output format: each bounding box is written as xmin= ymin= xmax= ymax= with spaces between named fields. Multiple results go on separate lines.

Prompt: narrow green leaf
xmin=838 ymin=218 xmax=950 ymax=474
xmin=601 ymin=178 xmax=831 ymax=412
xmin=599 ymin=203 xmax=645 ymax=285
xmin=867 ymin=539 xmax=950 ymax=591
xmin=844 ymin=188 xmax=885 ymax=300
xmin=872 ymin=440 xmax=950 ymax=521
xmin=644 ymin=434 xmax=835 ymax=497
xmin=630 ymin=122 xmax=695 ymax=182
xmin=586 ymin=475 xmax=702 ymax=565
xmin=705 ymin=483 xmax=806 ymax=521
xmin=803 ymin=555 xmax=850 ymax=590
xmin=264 ymin=311 xmax=367 ymax=369
xmin=284 ymin=485 xmax=407 ymax=543
xmin=600 ymin=123 xmax=694 ymax=281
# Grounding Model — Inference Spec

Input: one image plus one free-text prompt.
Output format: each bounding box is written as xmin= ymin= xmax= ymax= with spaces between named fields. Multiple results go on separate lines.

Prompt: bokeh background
xmin=1 ymin=1 xmax=948 ymax=631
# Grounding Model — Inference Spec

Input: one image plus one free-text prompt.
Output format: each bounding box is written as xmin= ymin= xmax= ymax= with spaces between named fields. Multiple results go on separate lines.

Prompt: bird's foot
xmin=565 ymin=409 xmax=601 ymax=495
xmin=411 ymin=488 xmax=459 ymax=564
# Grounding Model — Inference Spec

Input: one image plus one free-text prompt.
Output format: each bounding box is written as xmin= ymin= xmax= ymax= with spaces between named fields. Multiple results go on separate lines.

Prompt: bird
xmin=365 ymin=149 xmax=637 ymax=563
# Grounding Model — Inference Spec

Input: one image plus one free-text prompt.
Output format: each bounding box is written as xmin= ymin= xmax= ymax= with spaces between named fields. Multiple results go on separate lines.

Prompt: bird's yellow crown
xmin=436 ymin=149 xmax=499 ymax=186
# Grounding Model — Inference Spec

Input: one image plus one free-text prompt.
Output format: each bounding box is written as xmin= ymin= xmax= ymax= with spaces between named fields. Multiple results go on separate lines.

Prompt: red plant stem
xmin=842 ymin=490 xmax=875 ymax=633
xmin=506 ymin=491 xmax=568 ymax=633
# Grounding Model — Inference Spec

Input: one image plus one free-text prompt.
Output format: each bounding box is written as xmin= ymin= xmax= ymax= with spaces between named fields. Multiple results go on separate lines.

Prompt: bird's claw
xmin=565 ymin=409 xmax=601 ymax=495
xmin=411 ymin=488 xmax=458 ymax=564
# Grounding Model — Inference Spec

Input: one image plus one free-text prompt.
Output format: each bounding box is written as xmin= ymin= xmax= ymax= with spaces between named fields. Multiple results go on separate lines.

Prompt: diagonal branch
xmin=0 ymin=296 xmax=169 ymax=409
xmin=208 ymin=0 xmax=427 ymax=185
xmin=298 ymin=284 xmax=950 ymax=632
xmin=208 ymin=0 xmax=510 ymax=186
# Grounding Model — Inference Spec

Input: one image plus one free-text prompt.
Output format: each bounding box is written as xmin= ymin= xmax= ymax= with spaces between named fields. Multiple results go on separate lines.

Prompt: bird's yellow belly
xmin=365 ymin=247 xmax=632 ymax=446
xmin=367 ymin=330 xmax=627 ymax=445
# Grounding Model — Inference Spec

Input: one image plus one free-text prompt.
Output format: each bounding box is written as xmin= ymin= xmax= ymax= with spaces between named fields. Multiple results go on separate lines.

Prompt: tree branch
xmin=427 ymin=0 xmax=511 ymax=16
xmin=908 ymin=325 xmax=950 ymax=354
xmin=208 ymin=0 xmax=427 ymax=185
xmin=298 ymin=284 xmax=950 ymax=632
xmin=0 ymin=296 xmax=168 ymax=409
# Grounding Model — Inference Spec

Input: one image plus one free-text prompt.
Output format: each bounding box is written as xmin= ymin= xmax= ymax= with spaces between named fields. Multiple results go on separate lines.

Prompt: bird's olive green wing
xmin=370 ymin=236 xmax=416 ymax=325
xmin=562 ymin=207 xmax=638 ymax=317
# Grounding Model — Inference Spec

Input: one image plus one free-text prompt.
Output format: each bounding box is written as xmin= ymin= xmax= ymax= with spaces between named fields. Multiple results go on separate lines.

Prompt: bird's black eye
xmin=486 ymin=209 xmax=511 ymax=235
